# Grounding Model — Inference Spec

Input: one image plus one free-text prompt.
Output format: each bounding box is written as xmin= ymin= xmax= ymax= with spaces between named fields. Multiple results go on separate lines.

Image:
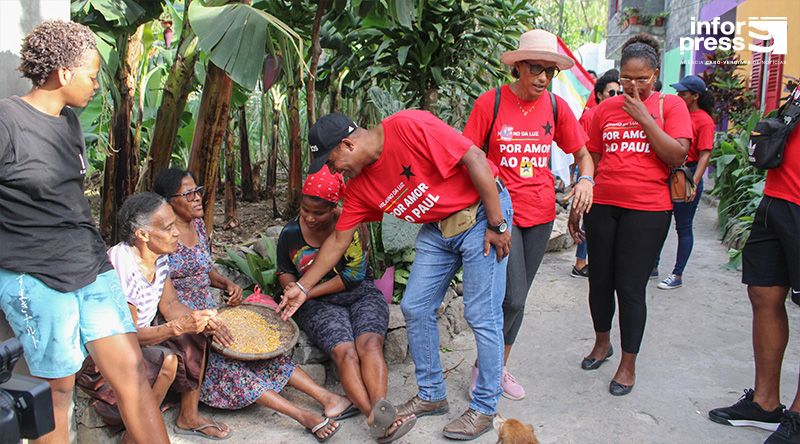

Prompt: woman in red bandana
xmin=277 ymin=167 xmax=412 ymax=442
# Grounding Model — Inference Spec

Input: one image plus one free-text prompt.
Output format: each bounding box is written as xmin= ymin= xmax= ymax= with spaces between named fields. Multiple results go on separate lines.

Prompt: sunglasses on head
xmin=523 ymin=62 xmax=560 ymax=78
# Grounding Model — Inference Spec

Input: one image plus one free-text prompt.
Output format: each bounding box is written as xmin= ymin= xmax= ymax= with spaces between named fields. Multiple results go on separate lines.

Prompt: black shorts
xmin=742 ymin=196 xmax=800 ymax=293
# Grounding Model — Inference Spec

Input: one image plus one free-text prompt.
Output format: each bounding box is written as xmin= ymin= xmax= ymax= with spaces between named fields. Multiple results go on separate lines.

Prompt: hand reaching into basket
xmin=277 ymin=282 xmax=308 ymax=321
xmin=169 ymin=309 xmax=217 ymax=335
xmin=206 ymin=315 xmax=235 ymax=348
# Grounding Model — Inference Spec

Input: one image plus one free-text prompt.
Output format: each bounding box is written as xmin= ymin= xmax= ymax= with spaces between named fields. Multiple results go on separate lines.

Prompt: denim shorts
xmin=0 ymin=268 xmax=136 ymax=378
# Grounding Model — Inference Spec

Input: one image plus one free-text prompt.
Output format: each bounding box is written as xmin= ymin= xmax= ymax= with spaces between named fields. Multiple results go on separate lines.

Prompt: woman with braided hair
xmin=569 ymin=33 xmax=692 ymax=396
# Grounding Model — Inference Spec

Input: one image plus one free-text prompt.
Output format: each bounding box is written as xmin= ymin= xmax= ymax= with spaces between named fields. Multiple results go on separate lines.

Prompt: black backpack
xmin=749 ymin=86 xmax=800 ymax=169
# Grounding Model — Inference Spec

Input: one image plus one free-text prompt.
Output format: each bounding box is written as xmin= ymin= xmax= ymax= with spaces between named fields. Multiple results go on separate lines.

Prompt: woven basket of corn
xmin=211 ymin=302 xmax=299 ymax=361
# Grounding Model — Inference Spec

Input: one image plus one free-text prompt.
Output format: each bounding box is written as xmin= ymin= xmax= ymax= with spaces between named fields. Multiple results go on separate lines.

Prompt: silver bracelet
xmin=577 ymin=175 xmax=595 ymax=186
xmin=295 ymin=281 xmax=310 ymax=296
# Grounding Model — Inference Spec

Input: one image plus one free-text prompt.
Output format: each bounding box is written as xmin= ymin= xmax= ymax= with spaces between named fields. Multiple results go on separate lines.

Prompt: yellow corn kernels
xmin=217 ymin=309 xmax=281 ymax=354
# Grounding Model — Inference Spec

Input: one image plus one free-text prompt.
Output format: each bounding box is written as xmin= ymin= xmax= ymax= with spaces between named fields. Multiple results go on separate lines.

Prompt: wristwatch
xmin=487 ymin=219 xmax=508 ymax=234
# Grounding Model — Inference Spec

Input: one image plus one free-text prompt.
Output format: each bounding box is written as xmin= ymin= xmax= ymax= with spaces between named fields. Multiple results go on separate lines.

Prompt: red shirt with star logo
xmin=336 ymin=110 xmax=499 ymax=231
xmin=463 ymin=85 xmax=588 ymax=227
xmin=586 ymin=92 xmax=693 ymax=211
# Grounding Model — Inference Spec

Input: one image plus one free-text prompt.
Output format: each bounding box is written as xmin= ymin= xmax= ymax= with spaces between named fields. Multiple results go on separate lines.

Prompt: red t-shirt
xmin=765 ymin=124 xmax=800 ymax=206
xmin=336 ymin=110 xmax=499 ymax=231
xmin=462 ymin=85 xmax=588 ymax=227
xmin=587 ymin=92 xmax=693 ymax=211
xmin=687 ymin=109 xmax=715 ymax=163
xmin=578 ymin=106 xmax=597 ymax=135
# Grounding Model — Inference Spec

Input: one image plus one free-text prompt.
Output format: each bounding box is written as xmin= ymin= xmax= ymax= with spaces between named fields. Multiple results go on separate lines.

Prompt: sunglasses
xmin=607 ymin=90 xmax=624 ymax=97
xmin=171 ymin=186 xmax=204 ymax=202
xmin=523 ymin=62 xmax=561 ymax=78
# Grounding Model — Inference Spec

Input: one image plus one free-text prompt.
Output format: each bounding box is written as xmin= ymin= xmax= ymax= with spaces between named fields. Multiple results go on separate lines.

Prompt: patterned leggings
xmin=294 ymin=280 xmax=389 ymax=354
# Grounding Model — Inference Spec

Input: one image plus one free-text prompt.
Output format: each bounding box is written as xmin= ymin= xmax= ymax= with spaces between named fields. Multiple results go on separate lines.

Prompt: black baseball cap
xmin=308 ymin=113 xmax=359 ymax=173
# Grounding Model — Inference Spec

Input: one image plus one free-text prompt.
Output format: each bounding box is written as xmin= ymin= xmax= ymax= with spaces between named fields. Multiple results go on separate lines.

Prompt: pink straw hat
xmin=500 ymin=29 xmax=575 ymax=70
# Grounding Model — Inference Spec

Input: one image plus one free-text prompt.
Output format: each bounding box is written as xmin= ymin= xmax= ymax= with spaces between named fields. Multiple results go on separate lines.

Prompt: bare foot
xmin=323 ymin=393 xmax=353 ymax=418
xmin=301 ymin=412 xmax=339 ymax=440
xmin=175 ymin=414 xmax=231 ymax=439
xmin=612 ymin=367 xmax=635 ymax=386
xmin=586 ymin=341 xmax=612 ymax=361
xmin=369 ymin=414 xmax=415 ymax=441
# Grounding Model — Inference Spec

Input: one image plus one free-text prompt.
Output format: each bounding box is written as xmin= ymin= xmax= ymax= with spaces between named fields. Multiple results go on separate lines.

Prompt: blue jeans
xmin=401 ymin=188 xmax=513 ymax=415
xmin=576 ymin=222 xmax=588 ymax=261
xmin=655 ymin=165 xmax=704 ymax=276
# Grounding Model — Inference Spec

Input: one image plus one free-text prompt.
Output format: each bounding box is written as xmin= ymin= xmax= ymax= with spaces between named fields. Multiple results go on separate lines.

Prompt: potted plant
xmin=624 ymin=7 xmax=641 ymax=26
xmin=654 ymin=12 xmax=668 ymax=26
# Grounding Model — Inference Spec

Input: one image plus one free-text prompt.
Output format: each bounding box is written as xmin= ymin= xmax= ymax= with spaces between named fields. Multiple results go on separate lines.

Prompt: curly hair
xmin=18 ymin=20 xmax=97 ymax=87
xmin=621 ymin=33 xmax=661 ymax=70
xmin=118 ymin=192 xmax=167 ymax=245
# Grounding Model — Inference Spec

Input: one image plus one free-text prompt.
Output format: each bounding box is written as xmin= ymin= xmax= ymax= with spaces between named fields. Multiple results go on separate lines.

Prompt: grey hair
xmin=118 ymin=192 xmax=167 ymax=244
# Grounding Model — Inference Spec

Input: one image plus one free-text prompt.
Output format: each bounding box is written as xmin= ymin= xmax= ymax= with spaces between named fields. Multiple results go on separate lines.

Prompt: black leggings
xmin=585 ymin=204 xmax=671 ymax=354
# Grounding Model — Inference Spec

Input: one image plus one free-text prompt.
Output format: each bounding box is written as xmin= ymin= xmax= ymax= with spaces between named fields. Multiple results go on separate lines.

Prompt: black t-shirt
xmin=0 ymin=96 xmax=111 ymax=292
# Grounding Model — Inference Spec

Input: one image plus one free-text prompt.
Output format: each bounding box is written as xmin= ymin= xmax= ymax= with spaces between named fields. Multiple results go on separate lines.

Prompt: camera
xmin=0 ymin=338 xmax=54 ymax=443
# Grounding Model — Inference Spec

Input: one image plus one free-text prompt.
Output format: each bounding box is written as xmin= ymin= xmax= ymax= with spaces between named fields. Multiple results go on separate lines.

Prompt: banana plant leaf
xmin=188 ymin=1 xmax=302 ymax=91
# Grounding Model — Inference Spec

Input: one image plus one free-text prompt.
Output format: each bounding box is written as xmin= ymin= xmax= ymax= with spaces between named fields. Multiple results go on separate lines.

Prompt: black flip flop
xmin=330 ymin=403 xmax=361 ymax=421
xmin=368 ymin=399 xmax=397 ymax=438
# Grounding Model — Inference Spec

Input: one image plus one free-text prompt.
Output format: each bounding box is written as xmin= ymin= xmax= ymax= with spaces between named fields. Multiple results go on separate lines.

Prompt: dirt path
xmin=159 ymin=200 xmax=799 ymax=443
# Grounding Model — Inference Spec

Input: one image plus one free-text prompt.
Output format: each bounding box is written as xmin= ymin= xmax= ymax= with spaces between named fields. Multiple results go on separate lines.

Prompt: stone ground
xmin=82 ymin=200 xmax=800 ymax=443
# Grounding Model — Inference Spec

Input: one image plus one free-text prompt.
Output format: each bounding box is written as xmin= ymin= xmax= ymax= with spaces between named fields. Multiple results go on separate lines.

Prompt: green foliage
xmin=710 ymin=111 xmax=765 ymax=269
xmin=700 ymin=50 xmax=757 ymax=129
xmin=383 ymin=247 xmax=415 ymax=303
xmin=188 ymin=1 xmax=303 ymax=90
xmin=216 ymin=235 xmax=280 ymax=296
xmin=535 ymin=0 xmax=607 ymax=47
xmin=323 ymin=0 xmax=538 ymax=112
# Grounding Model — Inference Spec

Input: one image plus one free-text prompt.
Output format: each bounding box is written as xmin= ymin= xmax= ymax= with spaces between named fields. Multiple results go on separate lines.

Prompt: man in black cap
xmin=278 ymin=110 xmax=513 ymax=441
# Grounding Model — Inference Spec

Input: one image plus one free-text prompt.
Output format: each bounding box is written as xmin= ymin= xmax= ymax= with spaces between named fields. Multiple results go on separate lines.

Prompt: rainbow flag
xmin=551 ymin=37 xmax=595 ymax=116
xmin=549 ymin=37 xmax=595 ymax=185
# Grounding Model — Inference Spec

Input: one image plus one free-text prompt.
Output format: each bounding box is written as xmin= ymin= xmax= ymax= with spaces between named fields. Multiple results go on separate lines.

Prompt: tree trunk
xmin=100 ymin=27 xmax=144 ymax=243
xmin=142 ymin=1 xmax=200 ymax=190
xmin=328 ymin=69 xmax=341 ymax=114
xmin=266 ymin=91 xmax=281 ymax=218
xmin=223 ymin=115 xmax=239 ymax=229
xmin=307 ymin=0 xmax=330 ymax=130
xmin=287 ymin=84 xmax=302 ymax=217
xmin=238 ymin=106 xmax=256 ymax=202
xmin=188 ymin=63 xmax=234 ymax=233
xmin=421 ymin=87 xmax=438 ymax=112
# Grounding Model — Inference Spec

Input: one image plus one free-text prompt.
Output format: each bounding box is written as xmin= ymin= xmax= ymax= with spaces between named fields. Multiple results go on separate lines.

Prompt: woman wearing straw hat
xmin=463 ymin=29 xmax=595 ymax=400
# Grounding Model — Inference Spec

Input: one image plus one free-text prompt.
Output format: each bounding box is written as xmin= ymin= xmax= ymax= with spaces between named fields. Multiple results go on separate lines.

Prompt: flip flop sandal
xmin=377 ymin=415 xmax=417 ymax=444
xmin=368 ymin=399 xmax=397 ymax=438
xmin=330 ymin=403 xmax=361 ymax=421
xmin=173 ymin=420 xmax=232 ymax=441
xmin=306 ymin=417 xmax=340 ymax=443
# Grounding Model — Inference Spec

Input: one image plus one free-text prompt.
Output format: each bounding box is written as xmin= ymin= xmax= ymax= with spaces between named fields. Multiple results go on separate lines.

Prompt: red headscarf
xmin=302 ymin=165 xmax=346 ymax=203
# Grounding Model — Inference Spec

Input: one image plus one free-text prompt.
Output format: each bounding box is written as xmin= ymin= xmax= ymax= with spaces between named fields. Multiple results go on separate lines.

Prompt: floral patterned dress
xmin=168 ymin=218 xmax=295 ymax=409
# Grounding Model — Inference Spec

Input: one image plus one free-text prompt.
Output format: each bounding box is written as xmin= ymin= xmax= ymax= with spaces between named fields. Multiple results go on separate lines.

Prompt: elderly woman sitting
xmin=77 ymin=192 xmax=234 ymax=440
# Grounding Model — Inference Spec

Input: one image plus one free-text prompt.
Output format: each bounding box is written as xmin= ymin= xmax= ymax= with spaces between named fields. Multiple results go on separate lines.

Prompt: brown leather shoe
xmin=442 ymin=408 xmax=494 ymax=440
xmin=395 ymin=395 xmax=449 ymax=418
